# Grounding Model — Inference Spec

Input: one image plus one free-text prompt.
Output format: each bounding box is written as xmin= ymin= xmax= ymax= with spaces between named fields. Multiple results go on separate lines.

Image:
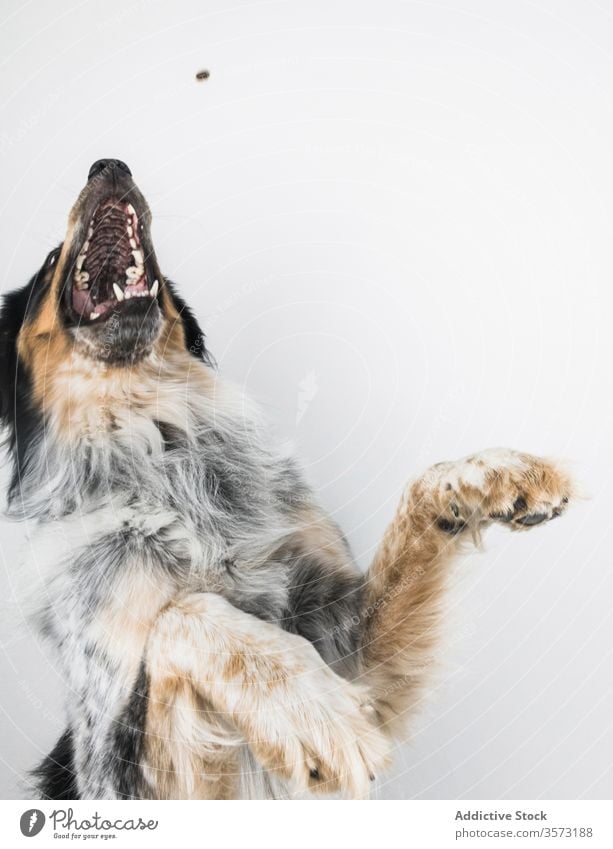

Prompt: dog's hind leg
xmin=359 ymin=448 xmax=574 ymax=735
xmin=143 ymin=592 xmax=390 ymax=799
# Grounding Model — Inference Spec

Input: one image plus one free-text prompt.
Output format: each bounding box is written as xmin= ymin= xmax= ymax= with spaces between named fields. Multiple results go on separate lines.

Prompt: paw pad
xmin=437 ymin=517 xmax=467 ymax=535
xmin=429 ymin=449 xmax=573 ymax=537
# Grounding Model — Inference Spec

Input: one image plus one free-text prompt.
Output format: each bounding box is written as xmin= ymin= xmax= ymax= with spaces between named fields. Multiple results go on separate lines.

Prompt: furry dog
xmin=0 ymin=160 xmax=574 ymax=800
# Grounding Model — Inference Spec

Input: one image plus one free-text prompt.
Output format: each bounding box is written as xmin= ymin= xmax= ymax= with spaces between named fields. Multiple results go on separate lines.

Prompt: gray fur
xmin=13 ymin=366 xmax=363 ymax=799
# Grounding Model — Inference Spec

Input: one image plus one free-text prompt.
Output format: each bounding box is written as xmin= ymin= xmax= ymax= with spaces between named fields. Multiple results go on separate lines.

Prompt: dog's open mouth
xmin=70 ymin=199 xmax=158 ymax=323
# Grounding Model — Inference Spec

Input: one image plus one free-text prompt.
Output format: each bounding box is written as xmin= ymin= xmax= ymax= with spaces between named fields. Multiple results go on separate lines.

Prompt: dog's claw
xmin=428 ymin=449 xmax=573 ymax=539
xmin=516 ymin=512 xmax=548 ymax=526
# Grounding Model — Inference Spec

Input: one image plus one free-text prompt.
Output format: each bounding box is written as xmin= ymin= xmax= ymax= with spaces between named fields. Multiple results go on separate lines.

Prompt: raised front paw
xmin=421 ymin=447 xmax=574 ymax=534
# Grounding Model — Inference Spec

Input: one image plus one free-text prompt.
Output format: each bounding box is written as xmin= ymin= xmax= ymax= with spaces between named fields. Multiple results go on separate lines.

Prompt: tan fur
xmin=90 ymin=571 xmax=177 ymax=693
xmin=18 ymin=326 xmax=213 ymax=442
xmin=144 ymin=672 xmax=239 ymax=800
xmin=360 ymin=449 xmax=573 ymax=734
xmin=143 ymin=593 xmax=390 ymax=799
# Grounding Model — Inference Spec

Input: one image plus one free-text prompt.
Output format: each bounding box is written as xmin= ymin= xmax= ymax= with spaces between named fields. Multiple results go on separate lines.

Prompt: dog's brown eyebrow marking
xmin=195 ymin=69 xmax=210 ymax=81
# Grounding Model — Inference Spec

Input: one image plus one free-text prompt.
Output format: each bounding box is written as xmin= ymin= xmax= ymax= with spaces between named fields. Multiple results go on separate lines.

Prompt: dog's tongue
xmin=71 ymin=286 xmax=115 ymax=319
xmin=72 ymin=287 xmax=94 ymax=317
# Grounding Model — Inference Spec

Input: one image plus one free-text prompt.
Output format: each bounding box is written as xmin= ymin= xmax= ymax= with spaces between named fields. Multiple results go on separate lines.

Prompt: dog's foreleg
xmin=359 ymin=448 xmax=574 ymax=734
xmin=145 ymin=592 xmax=390 ymax=798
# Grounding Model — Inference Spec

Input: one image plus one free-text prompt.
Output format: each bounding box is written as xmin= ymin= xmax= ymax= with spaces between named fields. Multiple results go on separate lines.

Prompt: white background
xmin=0 ymin=0 xmax=611 ymax=800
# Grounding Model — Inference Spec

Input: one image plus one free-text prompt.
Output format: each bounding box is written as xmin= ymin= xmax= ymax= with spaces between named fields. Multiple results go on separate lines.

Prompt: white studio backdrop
xmin=0 ymin=0 xmax=611 ymax=800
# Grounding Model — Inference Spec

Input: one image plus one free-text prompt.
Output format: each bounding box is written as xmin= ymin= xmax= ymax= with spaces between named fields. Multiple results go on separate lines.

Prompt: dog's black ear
xmin=0 ymin=247 xmax=60 ymax=430
xmin=163 ymin=278 xmax=215 ymax=367
xmin=0 ymin=282 xmax=31 ymax=429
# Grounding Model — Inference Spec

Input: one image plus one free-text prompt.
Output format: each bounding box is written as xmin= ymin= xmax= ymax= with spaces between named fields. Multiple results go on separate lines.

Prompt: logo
xmin=19 ymin=809 xmax=45 ymax=837
xmin=296 ymin=370 xmax=319 ymax=425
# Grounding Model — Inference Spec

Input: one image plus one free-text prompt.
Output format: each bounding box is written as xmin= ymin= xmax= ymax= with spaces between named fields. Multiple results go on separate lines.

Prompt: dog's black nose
xmin=88 ymin=159 xmax=132 ymax=181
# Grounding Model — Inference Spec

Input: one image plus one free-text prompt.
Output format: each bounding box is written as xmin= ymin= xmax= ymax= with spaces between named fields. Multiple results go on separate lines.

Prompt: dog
xmin=0 ymin=159 xmax=574 ymax=799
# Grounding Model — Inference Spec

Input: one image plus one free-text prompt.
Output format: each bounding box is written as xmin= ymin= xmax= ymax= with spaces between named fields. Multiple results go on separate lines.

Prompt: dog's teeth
xmin=124 ymin=290 xmax=133 ymax=300
xmin=113 ymin=283 xmax=124 ymax=302
xmin=87 ymin=227 xmax=94 ymax=239
xmin=76 ymin=243 xmax=89 ymax=271
xmin=89 ymin=312 xmax=99 ymax=320
xmin=127 ymin=203 xmax=136 ymax=216
xmin=132 ymin=249 xmax=144 ymax=266
xmin=127 ymin=225 xmax=133 ymax=237
xmin=129 ymin=238 xmax=137 ymax=249
xmin=150 ymin=280 xmax=159 ymax=298
xmin=126 ymin=266 xmax=140 ymax=278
